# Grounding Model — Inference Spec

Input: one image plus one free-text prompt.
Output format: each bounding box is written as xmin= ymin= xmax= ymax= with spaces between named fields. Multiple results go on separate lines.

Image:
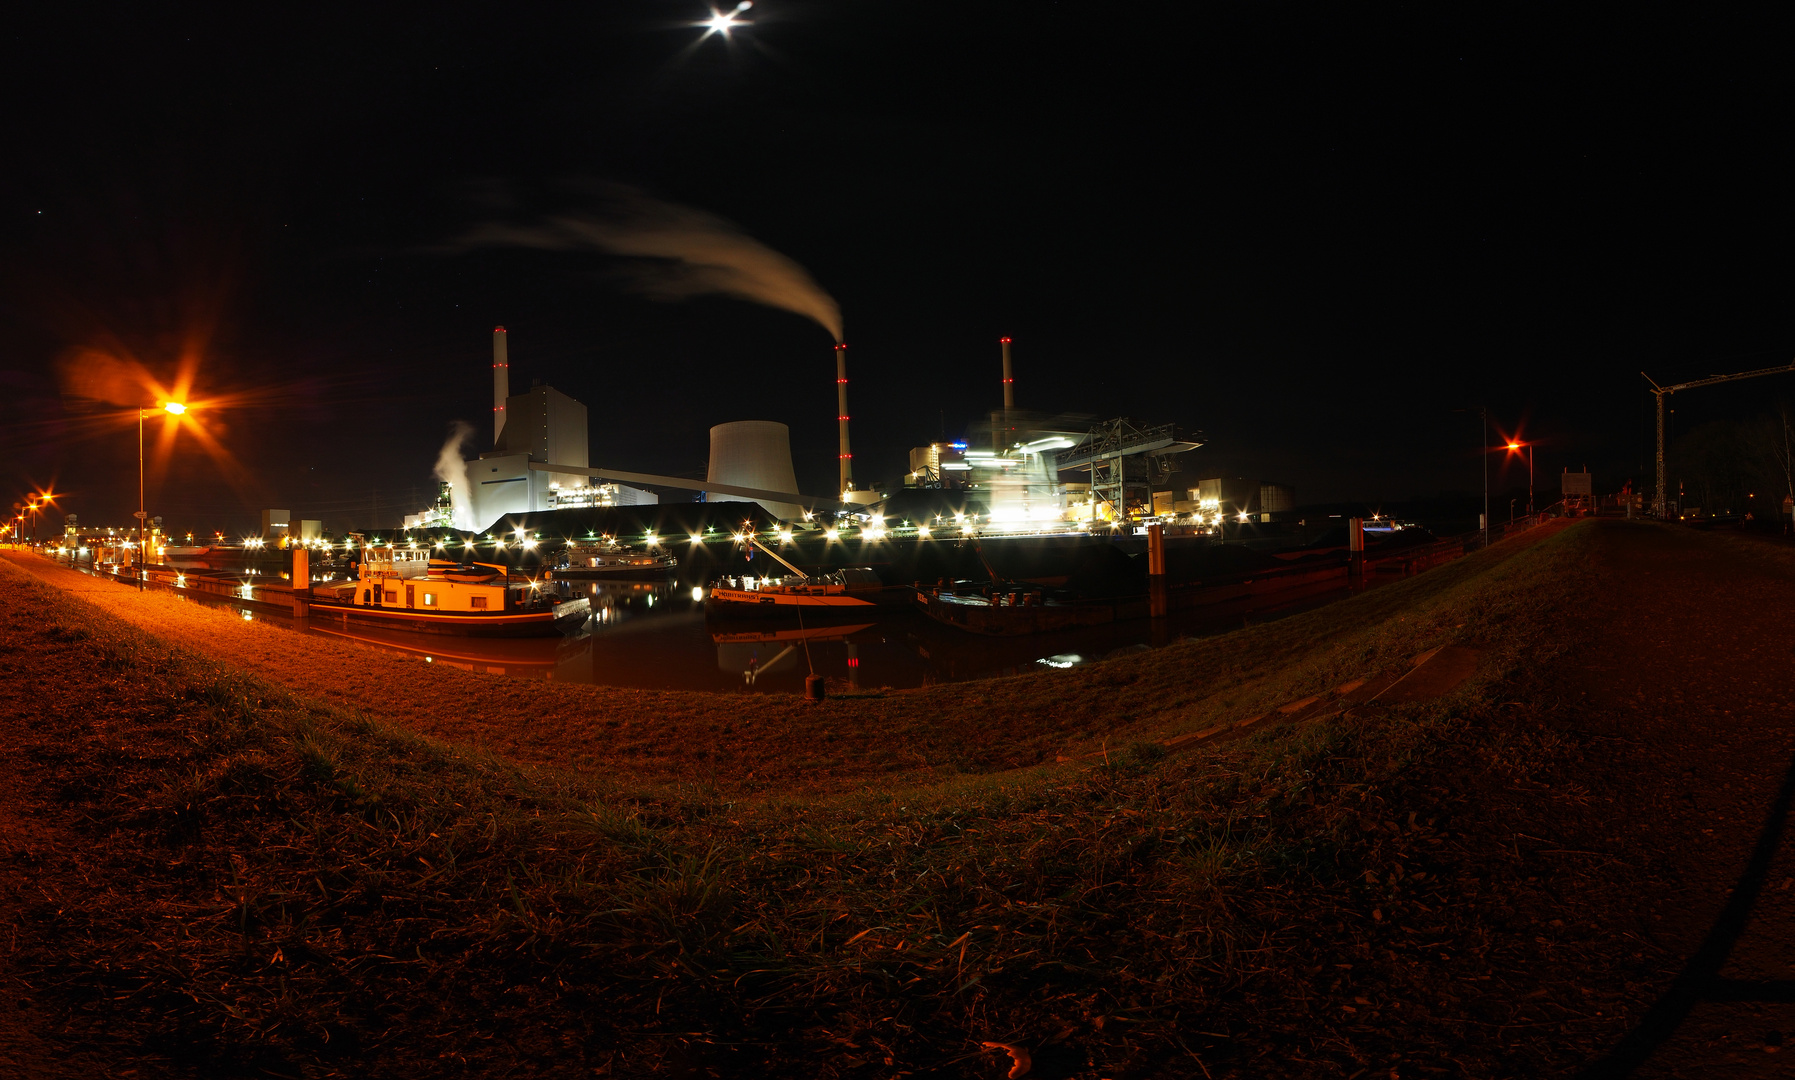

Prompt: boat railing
xmin=722 ymin=574 xmax=808 ymax=591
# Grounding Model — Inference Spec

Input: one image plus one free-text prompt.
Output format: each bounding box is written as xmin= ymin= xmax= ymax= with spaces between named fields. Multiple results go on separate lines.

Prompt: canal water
xmin=56 ymin=551 xmax=1359 ymax=695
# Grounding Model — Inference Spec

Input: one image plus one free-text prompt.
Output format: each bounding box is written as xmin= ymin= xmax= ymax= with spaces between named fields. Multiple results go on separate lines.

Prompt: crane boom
xmin=748 ymin=535 xmax=810 ymax=580
xmin=1643 ymin=359 xmax=1795 ymax=518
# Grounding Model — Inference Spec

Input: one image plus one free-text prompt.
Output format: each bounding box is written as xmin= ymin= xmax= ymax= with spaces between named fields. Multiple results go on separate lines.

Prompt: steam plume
xmin=57 ymin=348 xmax=153 ymax=407
xmin=434 ymin=421 xmax=477 ymax=531
xmin=455 ymin=188 xmax=843 ymax=342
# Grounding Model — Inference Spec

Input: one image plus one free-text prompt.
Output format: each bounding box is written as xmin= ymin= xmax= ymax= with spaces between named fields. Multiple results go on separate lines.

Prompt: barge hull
xmin=306 ymin=599 xmax=590 ymax=638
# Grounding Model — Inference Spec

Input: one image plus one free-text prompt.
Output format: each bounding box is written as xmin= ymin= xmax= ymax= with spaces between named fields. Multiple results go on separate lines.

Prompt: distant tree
xmin=1669 ymin=418 xmax=1780 ymax=515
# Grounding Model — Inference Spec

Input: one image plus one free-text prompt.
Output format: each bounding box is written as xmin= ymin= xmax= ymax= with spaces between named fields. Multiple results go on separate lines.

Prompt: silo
xmin=707 ymin=421 xmax=804 ymax=521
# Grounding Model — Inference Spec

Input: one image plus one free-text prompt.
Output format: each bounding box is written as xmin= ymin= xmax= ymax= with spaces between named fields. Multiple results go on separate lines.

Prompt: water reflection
xmin=714 ymin=622 xmax=879 ymax=687
xmin=51 ymin=547 xmax=1365 ymax=695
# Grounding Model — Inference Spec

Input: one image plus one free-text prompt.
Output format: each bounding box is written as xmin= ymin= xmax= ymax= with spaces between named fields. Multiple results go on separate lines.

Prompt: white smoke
xmin=454 ymin=187 xmax=843 ymax=342
xmin=433 ymin=421 xmax=477 ymax=531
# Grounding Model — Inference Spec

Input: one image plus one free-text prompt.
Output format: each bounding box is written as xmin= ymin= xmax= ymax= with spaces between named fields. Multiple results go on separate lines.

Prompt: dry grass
xmin=0 ymin=520 xmax=1620 ymax=1077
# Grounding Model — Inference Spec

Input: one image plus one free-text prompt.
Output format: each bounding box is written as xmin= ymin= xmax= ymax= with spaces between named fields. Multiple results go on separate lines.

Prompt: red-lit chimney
xmin=492 ymin=326 xmax=510 ymax=446
xmin=1001 ymin=336 xmax=1014 ymax=413
xmin=835 ymin=343 xmax=853 ymax=494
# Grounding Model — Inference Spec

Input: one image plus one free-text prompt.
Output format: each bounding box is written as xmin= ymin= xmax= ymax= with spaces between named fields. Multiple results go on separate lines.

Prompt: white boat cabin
xmin=352 ymin=546 xmax=519 ymax=613
xmin=367 ymin=546 xmax=432 ymax=578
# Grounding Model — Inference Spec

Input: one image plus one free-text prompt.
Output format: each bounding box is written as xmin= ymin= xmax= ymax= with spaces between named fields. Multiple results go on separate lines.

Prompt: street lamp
xmin=1456 ymin=407 xmax=1491 ymax=548
xmin=139 ymin=401 xmax=186 ymax=589
xmin=1507 ymin=441 xmax=1535 ymax=517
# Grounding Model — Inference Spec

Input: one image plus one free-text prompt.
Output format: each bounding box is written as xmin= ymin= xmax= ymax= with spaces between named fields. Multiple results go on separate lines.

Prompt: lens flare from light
xmin=701 ymin=1 xmax=752 ymax=36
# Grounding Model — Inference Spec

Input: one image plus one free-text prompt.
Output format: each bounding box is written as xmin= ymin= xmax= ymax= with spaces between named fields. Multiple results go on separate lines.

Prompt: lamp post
xmin=1483 ymin=409 xmax=1498 ymax=548
xmin=1507 ymin=440 xmax=1535 ymax=518
xmin=138 ymin=401 xmax=186 ymax=589
xmin=1454 ymin=407 xmax=1491 ymax=548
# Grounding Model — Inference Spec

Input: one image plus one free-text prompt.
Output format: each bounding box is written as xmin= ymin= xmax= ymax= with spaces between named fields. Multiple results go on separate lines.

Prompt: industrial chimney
xmin=835 ymin=343 xmax=853 ymax=494
xmin=492 ymin=326 xmax=510 ymax=445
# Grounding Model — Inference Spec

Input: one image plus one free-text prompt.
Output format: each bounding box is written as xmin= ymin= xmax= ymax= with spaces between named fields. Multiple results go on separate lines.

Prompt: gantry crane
xmin=1643 ymin=360 xmax=1795 ymax=518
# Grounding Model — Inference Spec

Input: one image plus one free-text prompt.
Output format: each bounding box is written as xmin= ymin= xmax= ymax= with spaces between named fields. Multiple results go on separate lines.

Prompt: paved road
xmin=1569 ymin=522 xmax=1795 ymax=1077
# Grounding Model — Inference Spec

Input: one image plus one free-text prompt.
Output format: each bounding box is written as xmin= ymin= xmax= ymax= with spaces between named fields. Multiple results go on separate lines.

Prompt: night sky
xmin=3 ymin=5 xmax=1791 ymax=533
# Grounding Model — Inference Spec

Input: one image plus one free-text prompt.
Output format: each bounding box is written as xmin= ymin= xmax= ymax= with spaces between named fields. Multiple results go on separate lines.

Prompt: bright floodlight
xmin=163 ymin=401 xmax=186 ymax=415
xmin=702 ymin=1 xmax=751 ymax=36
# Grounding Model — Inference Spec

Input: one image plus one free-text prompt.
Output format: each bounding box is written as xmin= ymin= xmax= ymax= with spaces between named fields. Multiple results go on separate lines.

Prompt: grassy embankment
xmin=22 ymin=528 xmax=1556 ymax=797
xmin=6 ymin=519 xmax=1595 ymax=1077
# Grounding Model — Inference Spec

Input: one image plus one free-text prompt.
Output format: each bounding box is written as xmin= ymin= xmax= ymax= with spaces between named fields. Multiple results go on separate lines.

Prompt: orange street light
xmin=138 ymin=400 xmax=189 ymax=589
xmin=1505 ymin=439 xmax=1534 ymax=516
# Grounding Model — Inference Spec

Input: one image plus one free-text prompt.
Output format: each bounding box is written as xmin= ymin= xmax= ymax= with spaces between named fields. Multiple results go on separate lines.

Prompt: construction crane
xmin=1642 ymin=360 xmax=1795 ymax=518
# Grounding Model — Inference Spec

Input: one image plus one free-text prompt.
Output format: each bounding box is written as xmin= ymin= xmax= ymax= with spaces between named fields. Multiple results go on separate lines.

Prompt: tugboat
xmin=307 ymin=540 xmax=589 ymax=637
xmin=703 ymin=537 xmax=912 ymax=615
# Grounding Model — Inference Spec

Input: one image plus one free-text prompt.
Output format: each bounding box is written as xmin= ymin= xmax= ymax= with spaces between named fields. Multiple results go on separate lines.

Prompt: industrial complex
xmin=407 ymin=327 xmax=1291 ymax=538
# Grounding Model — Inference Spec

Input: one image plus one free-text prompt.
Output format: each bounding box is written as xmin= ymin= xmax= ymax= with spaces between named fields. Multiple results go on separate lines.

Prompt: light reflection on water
xmin=58 ymin=550 xmax=1357 ymax=695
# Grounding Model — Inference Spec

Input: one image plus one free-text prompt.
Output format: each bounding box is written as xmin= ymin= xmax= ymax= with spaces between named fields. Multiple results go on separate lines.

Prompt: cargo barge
xmin=118 ymin=546 xmax=589 ymax=638
xmin=307 ymin=544 xmax=588 ymax=637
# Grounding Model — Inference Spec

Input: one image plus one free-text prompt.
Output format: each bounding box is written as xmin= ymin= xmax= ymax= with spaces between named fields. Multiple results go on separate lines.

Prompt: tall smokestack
xmin=1001 ymin=336 xmax=1014 ymax=412
xmin=835 ymin=343 xmax=853 ymax=494
xmin=492 ymin=326 xmax=510 ymax=445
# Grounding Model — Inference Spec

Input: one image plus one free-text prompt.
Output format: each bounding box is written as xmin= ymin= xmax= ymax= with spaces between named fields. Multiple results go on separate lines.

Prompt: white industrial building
xmin=438 ymin=328 xmax=842 ymax=533
xmin=458 ymin=328 xmax=656 ymax=533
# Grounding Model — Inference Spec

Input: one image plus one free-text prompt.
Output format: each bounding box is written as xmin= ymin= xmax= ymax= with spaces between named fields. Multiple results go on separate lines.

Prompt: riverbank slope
xmin=12 ymin=520 xmax=1774 ymax=1077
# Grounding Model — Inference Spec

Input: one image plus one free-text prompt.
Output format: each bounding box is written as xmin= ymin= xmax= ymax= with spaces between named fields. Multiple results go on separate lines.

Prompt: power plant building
xmin=260 ymin=509 xmax=291 ymax=541
xmin=459 ymin=328 xmax=655 ymax=533
xmin=1259 ymin=482 xmax=1296 ymax=515
xmin=1187 ymin=477 xmax=1296 ymax=522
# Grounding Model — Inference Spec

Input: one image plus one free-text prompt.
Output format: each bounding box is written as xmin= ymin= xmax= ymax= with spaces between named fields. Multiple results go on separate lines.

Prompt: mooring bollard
xmin=291 ymin=545 xmax=312 ymax=618
xmin=805 ymin=674 xmax=827 ymax=702
xmin=1147 ymin=522 xmax=1167 ymax=618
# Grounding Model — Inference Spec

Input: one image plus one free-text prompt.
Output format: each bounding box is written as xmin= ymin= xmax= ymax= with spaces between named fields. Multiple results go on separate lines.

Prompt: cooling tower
xmin=707 ymin=421 xmax=804 ymax=521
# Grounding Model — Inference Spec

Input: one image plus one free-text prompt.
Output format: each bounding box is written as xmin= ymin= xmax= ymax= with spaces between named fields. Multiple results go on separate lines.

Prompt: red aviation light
xmin=1000 ymin=336 xmax=1011 ymax=343
xmin=494 ymin=326 xmax=507 ymax=333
